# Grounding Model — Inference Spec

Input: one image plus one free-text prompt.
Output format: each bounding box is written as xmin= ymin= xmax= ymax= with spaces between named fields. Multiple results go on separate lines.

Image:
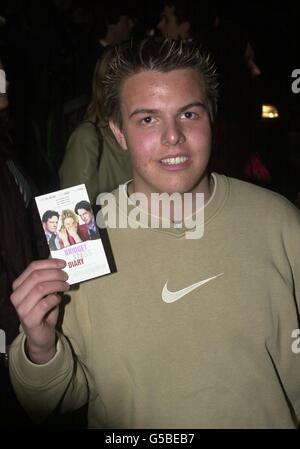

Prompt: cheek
xmin=131 ymin=149 xmax=152 ymax=170
xmin=189 ymin=121 xmax=212 ymax=149
xmin=127 ymin=129 xmax=158 ymax=167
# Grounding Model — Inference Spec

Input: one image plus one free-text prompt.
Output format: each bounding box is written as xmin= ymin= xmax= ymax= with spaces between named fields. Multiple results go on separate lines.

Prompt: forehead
xmin=120 ymin=68 xmax=204 ymax=111
xmin=48 ymin=216 xmax=58 ymax=221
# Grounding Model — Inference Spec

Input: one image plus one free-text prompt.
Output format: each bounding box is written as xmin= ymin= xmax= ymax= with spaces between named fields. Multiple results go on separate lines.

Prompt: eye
xmin=180 ymin=111 xmax=199 ymax=120
xmin=141 ymin=116 xmax=156 ymax=125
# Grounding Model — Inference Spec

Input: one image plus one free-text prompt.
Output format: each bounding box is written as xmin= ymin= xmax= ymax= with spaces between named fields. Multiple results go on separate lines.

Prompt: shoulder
xmin=67 ymin=121 xmax=99 ymax=145
xmin=78 ymin=223 xmax=88 ymax=232
xmin=223 ymin=175 xmax=300 ymax=224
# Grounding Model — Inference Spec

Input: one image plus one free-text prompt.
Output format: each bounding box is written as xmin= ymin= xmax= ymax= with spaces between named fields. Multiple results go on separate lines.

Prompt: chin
xmin=165 ymin=177 xmax=205 ymax=195
xmin=158 ymin=184 xmax=193 ymax=195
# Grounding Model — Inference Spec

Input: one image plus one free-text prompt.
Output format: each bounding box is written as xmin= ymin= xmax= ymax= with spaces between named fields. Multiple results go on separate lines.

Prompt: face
xmin=77 ymin=208 xmax=93 ymax=225
xmin=114 ymin=15 xmax=134 ymax=43
xmin=110 ymin=68 xmax=212 ymax=197
xmin=157 ymin=5 xmax=189 ymax=39
xmin=45 ymin=216 xmax=58 ymax=233
xmin=0 ymin=62 xmax=9 ymax=111
xmin=64 ymin=216 xmax=77 ymax=230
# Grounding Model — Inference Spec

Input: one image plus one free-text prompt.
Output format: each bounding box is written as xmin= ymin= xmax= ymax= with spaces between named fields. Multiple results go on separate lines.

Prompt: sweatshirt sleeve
xmin=267 ymin=200 xmax=300 ymax=423
xmin=59 ymin=123 xmax=102 ymax=203
xmin=9 ymin=288 xmax=91 ymax=423
xmin=281 ymin=202 xmax=300 ymax=420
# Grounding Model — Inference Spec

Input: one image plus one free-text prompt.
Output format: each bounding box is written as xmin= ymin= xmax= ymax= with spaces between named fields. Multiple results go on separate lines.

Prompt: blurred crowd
xmin=0 ymin=0 xmax=299 ymax=198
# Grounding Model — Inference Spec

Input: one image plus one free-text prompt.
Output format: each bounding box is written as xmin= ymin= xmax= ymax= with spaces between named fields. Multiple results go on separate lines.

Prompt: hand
xmin=67 ymin=224 xmax=82 ymax=242
xmin=66 ymin=223 xmax=78 ymax=237
xmin=10 ymin=259 xmax=70 ymax=364
xmin=59 ymin=227 xmax=70 ymax=247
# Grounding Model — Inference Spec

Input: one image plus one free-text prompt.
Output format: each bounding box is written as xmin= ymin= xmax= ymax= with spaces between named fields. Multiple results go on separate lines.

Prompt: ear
xmin=109 ymin=120 xmax=128 ymax=150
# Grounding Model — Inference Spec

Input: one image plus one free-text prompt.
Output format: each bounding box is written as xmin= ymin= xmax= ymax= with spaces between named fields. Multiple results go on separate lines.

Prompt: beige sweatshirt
xmin=9 ymin=174 xmax=300 ymax=428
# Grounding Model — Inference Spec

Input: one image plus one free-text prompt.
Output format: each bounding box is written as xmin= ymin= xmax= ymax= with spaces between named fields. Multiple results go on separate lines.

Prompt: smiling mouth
xmin=160 ymin=156 xmax=189 ymax=165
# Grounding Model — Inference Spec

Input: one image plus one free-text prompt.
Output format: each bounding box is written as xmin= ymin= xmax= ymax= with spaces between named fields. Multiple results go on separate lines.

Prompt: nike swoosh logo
xmin=162 ymin=273 xmax=224 ymax=303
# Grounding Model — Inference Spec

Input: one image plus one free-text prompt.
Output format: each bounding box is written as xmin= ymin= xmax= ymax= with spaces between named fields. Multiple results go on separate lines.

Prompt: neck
xmin=127 ymin=174 xmax=213 ymax=221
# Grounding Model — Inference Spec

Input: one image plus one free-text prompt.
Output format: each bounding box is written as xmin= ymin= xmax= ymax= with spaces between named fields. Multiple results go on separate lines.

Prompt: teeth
xmin=161 ymin=156 xmax=188 ymax=165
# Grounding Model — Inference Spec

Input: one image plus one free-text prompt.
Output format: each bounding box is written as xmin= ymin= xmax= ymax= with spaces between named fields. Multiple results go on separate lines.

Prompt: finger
xmin=11 ymin=268 xmax=69 ymax=309
xmin=16 ymin=280 xmax=69 ymax=320
xmin=12 ymin=259 xmax=66 ymax=291
xmin=11 ymin=268 xmax=69 ymax=308
xmin=22 ymin=293 xmax=62 ymax=331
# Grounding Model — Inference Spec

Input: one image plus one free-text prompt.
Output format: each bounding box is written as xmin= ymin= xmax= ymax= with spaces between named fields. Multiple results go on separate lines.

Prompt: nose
xmin=161 ymin=118 xmax=185 ymax=146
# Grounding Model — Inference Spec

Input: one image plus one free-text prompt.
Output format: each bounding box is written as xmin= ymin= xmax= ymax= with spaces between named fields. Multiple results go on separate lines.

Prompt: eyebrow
xmin=129 ymin=102 xmax=207 ymax=118
xmin=178 ymin=102 xmax=207 ymax=114
xmin=129 ymin=108 xmax=159 ymax=118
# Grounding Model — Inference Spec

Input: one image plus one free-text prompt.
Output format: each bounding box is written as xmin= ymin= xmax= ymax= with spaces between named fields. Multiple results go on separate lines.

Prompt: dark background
xmin=0 ymin=0 xmax=299 ymax=199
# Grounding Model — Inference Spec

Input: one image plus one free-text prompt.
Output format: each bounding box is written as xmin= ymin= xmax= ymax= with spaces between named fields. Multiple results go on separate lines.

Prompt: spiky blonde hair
xmin=101 ymin=37 xmax=218 ymax=128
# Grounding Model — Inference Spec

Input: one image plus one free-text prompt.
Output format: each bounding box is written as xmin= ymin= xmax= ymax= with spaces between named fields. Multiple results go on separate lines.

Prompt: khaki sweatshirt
xmin=9 ymin=174 xmax=300 ymax=428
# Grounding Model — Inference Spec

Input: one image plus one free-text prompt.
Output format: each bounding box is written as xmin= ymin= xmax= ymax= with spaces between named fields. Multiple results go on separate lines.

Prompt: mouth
xmin=159 ymin=155 xmax=190 ymax=170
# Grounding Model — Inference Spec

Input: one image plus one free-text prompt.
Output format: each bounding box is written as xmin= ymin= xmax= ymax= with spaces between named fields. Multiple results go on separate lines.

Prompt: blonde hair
xmin=101 ymin=37 xmax=218 ymax=128
xmin=85 ymin=47 xmax=113 ymax=127
xmin=60 ymin=209 xmax=79 ymax=227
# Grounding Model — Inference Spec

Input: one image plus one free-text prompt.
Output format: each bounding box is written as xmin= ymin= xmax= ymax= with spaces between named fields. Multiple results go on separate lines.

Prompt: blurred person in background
xmin=59 ymin=50 xmax=132 ymax=203
xmin=157 ymin=0 xmax=217 ymax=42
xmin=77 ymin=2 xmax=135 ymax=99
xmin=0 ymin=57 xmax=38 ymax=428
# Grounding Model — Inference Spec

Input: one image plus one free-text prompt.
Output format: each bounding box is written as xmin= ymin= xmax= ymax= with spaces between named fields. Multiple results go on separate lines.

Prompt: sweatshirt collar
xmin=112 ymin=173 xmax=228 ymax=237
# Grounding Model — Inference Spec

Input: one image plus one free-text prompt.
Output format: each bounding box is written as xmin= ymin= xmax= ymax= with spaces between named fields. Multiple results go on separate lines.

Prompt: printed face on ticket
xmin=35 ymin=184 xmax=111 ymax=284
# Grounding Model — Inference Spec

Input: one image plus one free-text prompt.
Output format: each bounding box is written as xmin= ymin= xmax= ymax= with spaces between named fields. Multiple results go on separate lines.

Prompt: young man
xmin=41 ymin=210 xmax=61 ymax=251
xmin=75 ymin=201 xmax=99 ymax=240
xmin=9 ymin=38 xmax=300 ymax=429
